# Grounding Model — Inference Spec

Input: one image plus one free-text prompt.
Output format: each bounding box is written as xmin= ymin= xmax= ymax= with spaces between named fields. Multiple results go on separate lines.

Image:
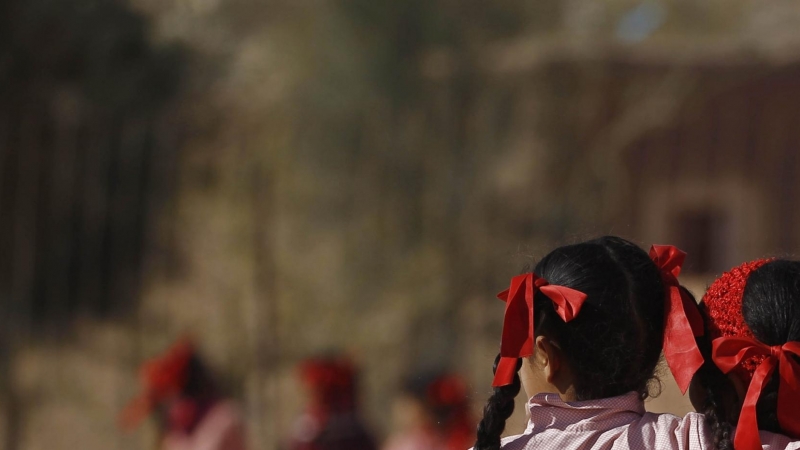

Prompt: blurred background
xmin=3 ymin=0 xmax=800 ymax=448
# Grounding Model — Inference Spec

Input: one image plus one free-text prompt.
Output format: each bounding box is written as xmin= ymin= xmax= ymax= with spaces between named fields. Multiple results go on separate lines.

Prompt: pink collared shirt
xmin=162 ymin=401 xmax=246 ymax=450
xmin=493 ymin=392 xmax=800 ymax=450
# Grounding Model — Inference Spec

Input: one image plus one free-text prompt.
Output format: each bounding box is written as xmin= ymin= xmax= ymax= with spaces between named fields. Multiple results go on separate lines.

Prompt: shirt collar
xmin=526 ymin=391 xmax=645 ymax=432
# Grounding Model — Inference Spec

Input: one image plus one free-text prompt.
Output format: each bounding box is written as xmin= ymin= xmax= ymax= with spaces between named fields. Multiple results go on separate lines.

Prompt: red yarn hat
xmin=701 ymin=258 xmax=773 ymax=381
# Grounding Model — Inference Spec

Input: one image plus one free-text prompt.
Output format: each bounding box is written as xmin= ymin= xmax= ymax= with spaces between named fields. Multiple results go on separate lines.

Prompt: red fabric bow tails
xmin=493 ymin=273 xmax=588 ymax=387
xmin=712 ymin=337 xmax=800 ymax=450
xmin=649 ymin=245 xmax=705 ymax=394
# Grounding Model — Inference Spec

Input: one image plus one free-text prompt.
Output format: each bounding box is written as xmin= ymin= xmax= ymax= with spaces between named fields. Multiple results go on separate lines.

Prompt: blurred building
xmin=485 ymin=39 xmax=800 ymax=274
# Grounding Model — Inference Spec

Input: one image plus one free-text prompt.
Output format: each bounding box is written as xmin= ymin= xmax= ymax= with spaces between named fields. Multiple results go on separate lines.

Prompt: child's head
xmin=524 ymin=236 xmax=666 ymax=399
xmin=475 ymin=236 xmax=697 ymax=450
xmin=392 ymin=372 xmax=474 ymax=449
xmin=695 ymin=259 xmax=800 ymax=450
xmin=299 ymin=355 xmax=359 ymax=414
xmin=291 ymin=355 xmax=378 ymax=450
xmin=118 ymin=338 xmax=222 ymax=433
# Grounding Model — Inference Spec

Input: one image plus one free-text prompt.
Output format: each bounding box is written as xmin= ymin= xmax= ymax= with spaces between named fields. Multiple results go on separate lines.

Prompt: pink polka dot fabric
xmin=473 ymin=392 xmax=800 ymax=450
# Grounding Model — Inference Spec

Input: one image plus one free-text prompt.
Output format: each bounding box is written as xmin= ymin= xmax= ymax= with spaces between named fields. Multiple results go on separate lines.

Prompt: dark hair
xmin=152 ymin=355 xmax=220 ymax=434
xmin=694 ymin=333 xmax=735 ymax=450
xmin=743 ymin=260 xmax=800 ymax=431
xmin=474 ymin=236 xmax=667 ymax=450
xmin=402 ymin=372 xmax=469 ymax=426
xmin=182 ymin=354 xmax=219 ymax=401
xmin=699 ymin=259 xmax=800 ymax=449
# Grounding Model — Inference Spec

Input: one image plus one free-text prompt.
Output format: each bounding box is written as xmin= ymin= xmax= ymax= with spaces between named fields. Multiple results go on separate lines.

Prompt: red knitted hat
xmin=701 ymin=258 xmax=773 ymax=380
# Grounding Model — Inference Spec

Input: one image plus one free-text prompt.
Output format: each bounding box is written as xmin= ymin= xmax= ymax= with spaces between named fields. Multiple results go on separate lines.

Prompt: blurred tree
xmin=0 ymin=0 xmax=185 ymax=325
xmin=0 ymin=1 xmax=186 ymax=447
xmin=240 ymin=0 xmax=560 ymax=394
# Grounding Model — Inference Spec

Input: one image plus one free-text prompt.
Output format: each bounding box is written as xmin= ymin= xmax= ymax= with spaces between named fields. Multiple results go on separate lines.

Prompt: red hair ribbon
xmin=426 ymin=374 xmax=468 ymax=409
xmin=300 ymin=357 xmax=358 ymax=415
xmin=649 ymin=245 xmax=704 ymax=394
xmin=493 ymin=273 xmax=587 ymax=387
xmin=119 ymin=339 xmax=194 ymax=430
xmin=712 ymin=337 xmax=800 ymax=450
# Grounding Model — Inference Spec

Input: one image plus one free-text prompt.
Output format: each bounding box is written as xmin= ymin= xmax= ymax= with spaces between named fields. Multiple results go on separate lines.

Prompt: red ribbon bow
xmin=712 ymin=337 xmax=800 ymax=450
xmin=649 ymin=245 xmax=705 ymax=394
xmin=493 ymin=273 xmax=587 ymax=387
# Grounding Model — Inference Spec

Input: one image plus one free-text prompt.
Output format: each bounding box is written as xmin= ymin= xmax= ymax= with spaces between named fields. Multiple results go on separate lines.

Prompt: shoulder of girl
xmin=640 ymin=411 xmax=682 ymax=428
xmin=727 ymin=425 xmax=800 ymax=449
xmin=649 ymin=410 xmax=706 ymax=426
xmin=753 ymin=429 xmax=800 ymax=449
xmin=498 ymin=433 xmax=530 ymax=448
xmin=641 ymin=411 xmax=715 ymax=447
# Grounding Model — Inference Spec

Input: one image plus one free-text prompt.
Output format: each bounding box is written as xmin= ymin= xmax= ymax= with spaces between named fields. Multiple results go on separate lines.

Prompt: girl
xmin=383 ymin=373 xmax=474 ymax=450
xmin=473 ymin=236 xmax=710 ymax=450
xmin=693 ymin=259 xmax=800 ymax=450
xmin=120 ymin=339 xmax=247 ymax=450
xmin=288 ymin=355 xmax=377 ymax=450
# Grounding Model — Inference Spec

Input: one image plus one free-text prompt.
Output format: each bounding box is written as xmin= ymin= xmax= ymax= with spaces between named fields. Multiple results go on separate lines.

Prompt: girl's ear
xmin=534 ymin=335 xmax=562 ymax=383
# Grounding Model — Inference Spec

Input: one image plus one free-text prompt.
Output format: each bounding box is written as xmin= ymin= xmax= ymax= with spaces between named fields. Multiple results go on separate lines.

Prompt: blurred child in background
xmin=119 ymin=339 xmax=246 ymax=450
xmin=383 ymin=372 xmax=474 ymax=450
xmin=288 ymin=355 xmax=377 ymax=450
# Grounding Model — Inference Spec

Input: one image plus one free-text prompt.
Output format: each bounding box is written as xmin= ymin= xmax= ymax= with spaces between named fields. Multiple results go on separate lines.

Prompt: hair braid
xmin=699 ymin=366 xmax=733 ymax=450
xmin=474 ymin=354 xmax=522 ymax=450
xmin=694 ymin=331 xmax=734 ymax=450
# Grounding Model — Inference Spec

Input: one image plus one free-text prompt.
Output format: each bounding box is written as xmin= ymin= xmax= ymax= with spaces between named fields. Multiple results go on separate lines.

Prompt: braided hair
xmin=473 ymin=356 xmax=522 ymax=450
xmin=474 ymin=236 xmax=669 ymax=450
xmin=694 ymin=332 xmax=735 ymax=450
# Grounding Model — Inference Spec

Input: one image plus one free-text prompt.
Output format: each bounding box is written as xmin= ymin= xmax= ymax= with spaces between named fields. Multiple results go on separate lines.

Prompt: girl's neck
xmin=520 ymin=356 xmax=578 ymax=402
xmin=553 ymin=386 xmax=578 ymax=402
